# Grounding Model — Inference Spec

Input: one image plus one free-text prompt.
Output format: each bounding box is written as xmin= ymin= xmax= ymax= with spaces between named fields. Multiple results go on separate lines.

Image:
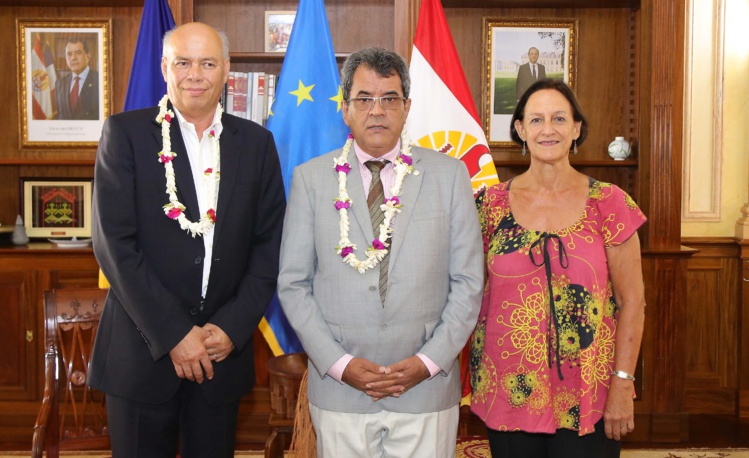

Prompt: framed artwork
xmin=483 ymin=17 xmax=578 ymax=148
xmin=265 ymin=11 xmax=296 ymax=53
xmin=22 ymin=178 xmax=93 ymax=238
xmin=17 ymin=18 xmax=112 ymax=148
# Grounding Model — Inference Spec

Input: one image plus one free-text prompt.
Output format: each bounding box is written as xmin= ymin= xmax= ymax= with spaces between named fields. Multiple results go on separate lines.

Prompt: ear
xmin=222 ymin=58 xmax=230 ymax=85
xmin=161 ymin=57 xmax=168 ymax=82
xmin=573 ymin=120 xmax=582 ymax=139
xmin=513 ymin=119 xmax=525 ymax=140
xmin=342 ymin=101 xmax=351 ymax=127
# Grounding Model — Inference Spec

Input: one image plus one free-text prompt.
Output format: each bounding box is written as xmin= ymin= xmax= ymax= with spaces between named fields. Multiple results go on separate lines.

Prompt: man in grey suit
xmin=277 ymin=47 xmax=484 ymax=457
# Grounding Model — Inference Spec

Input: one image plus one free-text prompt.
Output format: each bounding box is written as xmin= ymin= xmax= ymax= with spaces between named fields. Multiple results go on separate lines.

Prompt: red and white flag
xmin=31 ymin=33 xmax=56 ymax=120
xmin=407 ymin=0 xmax=499 ymax=195
xmin=407 ymin=0 xmax=498 ymax=404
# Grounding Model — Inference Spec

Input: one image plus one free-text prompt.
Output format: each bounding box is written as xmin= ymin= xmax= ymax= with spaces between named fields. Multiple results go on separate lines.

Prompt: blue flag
xmin=124 ymin=0 xmax=175 ymax=111
xmin=262 ymin=0 xmax=349 ymax=355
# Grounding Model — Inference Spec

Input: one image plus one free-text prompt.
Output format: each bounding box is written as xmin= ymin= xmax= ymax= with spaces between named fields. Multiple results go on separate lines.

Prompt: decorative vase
xmin=11 ymin=215 xmax=29 ymax=246
xmin=608 ymin=136 xmax=631 ymax=161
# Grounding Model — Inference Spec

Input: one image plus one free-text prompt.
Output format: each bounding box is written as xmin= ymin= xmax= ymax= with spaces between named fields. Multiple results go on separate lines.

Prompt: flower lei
xmin=334 ymin=131 xmax=417 ymax=273
xmin=156 ymin=94 xmax=221 ymax=238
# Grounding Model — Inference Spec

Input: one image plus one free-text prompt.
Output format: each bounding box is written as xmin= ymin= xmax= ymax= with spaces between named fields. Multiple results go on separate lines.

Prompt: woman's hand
xmin=603 ymin=377 xmax=635 ymax=440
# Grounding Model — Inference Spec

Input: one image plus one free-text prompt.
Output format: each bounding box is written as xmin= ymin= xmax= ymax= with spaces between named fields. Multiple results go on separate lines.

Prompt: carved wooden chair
xmin=32 ymin=288 xmax=109 ymax=458
xmin=265 ymin=352 xmax=308 ymax=458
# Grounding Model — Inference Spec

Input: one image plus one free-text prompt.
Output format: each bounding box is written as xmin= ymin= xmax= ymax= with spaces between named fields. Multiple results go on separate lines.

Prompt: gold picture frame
xmin=483 ymin=17 xmax=578 ymax=149
xmin=17 ymin=18 xmax=112 ymax=149
xmin=265 ymin=11 xmax=296 ymax=53
xmin=22 ymin=178 xmax=93 ymax=238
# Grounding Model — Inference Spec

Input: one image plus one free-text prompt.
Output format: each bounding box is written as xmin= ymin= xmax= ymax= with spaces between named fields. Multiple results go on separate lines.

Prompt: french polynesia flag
xmin=406 ymin=0 xmax=498 ymax=405
xmin=406 ymin=0 xmax=499 ymax=195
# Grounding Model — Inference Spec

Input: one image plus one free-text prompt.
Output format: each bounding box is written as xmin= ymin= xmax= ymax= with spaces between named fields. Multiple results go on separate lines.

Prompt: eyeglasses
xmin=348 ymin=96 xmax=407 ymax=111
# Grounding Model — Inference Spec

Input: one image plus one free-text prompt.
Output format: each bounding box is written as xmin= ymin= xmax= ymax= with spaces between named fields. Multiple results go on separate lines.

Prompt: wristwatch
xmin=611 ymin=370 xmax=636 ymax=381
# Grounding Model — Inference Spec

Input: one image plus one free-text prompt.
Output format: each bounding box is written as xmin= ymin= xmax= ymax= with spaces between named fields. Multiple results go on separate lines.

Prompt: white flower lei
xmin=156 ymin=94 xmax=222 ymax=238
xmin=334 ymin=131 xmax=418 ymax=273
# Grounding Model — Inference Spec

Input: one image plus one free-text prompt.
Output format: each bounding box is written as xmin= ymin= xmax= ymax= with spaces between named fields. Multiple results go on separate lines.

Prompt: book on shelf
xmin=222 ymin=71 xmax=276 ymax=126
xmin=225 ymin=71 xmax=236 ymax=116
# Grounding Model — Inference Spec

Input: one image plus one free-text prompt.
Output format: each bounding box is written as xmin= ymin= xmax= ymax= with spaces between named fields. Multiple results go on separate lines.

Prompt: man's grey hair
xmin=341 ymin=47 xmax=410 ymax=101
xmin=162 ymin=26 xmax=230 ymax=60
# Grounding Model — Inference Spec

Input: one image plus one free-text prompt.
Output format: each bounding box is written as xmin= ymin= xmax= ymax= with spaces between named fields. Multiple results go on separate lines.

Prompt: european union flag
xmin=263 ymin=0 xmax=349 ymax=355
xmin=123 ymin=0 xmax=175 ymax=111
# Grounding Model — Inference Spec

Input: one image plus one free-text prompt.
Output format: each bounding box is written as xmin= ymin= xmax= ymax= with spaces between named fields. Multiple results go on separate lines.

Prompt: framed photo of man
xmin=483 ymin=17 xmax=578 ymax=148
xmin=17 ymin=19 xmax=111 ymax=148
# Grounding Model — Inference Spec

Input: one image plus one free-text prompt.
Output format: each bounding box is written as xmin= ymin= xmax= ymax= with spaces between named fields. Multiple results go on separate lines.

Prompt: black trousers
xmin=106 ymin=380 xmax=240 ymax=458
xmin=487 ymin=418 xmax=622 ymax=458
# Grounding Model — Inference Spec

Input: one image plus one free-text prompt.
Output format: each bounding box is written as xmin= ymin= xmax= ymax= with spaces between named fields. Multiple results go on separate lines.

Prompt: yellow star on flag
xmin=290 ymin=80 xmax=315 ymax=106
xmin=329 ymin=85 xmax=344 ymax=112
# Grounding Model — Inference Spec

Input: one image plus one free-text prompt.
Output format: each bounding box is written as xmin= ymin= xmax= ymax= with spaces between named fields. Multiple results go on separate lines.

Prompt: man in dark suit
xmin=55 ymin=37 xmax=99 ymax=120
xmin=515 ymin=47 xmax=546 ymax=100
xmin=90 ymin=22 xmax=285 ymax=457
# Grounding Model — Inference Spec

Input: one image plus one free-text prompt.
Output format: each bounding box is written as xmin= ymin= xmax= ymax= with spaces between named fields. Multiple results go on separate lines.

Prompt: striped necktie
xmin=366 ymin=160 xmax=388 ymax=304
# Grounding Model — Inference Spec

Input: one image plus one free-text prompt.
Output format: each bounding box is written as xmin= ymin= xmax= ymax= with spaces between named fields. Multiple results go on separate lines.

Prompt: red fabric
xmin=70 ymin=76 xmax=80 ymax=109
xmin=412 ymin=0 xmax=480 ymax=123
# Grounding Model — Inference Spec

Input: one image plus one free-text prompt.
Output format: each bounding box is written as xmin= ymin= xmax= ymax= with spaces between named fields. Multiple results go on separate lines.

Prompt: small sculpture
xmin=608 ymin=136 xmax=631 ymax=161
xmin=12 ymin=215 xmax=29 ymax=245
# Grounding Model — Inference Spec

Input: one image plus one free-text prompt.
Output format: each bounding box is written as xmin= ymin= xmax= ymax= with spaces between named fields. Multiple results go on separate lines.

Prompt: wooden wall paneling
xmin=683 ymin=238 xmax=740 ymax=414
xmin=632 ymin=0 xmax=689 ymax=441
xmin=0 ymin=166 xmax=20 ymax=228
xmin=641 ymin=251 xmax=691 ymax=442
xmin=168 ymin=0 xmax=193 ymax=25
xmin=194 ymin=0 xmax=395 ymax=55
xmin=394 ymin=0 xmax=420 ymax=59
xmin=639 ymin=0 xmax=685 ymax=252
xmin=739 ymin=240 xmax=749 ymax=418
xmin=0 ymin=269 xmax=36 ymax=402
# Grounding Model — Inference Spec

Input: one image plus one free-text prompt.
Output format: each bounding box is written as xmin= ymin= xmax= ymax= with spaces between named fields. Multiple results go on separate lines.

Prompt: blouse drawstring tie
xmin=529 ymin=233 xmax=569 ymax=380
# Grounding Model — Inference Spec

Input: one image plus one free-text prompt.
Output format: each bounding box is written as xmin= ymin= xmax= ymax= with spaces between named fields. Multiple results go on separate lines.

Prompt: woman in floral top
xmin=470 ymin=79 xmax=647 ymax=457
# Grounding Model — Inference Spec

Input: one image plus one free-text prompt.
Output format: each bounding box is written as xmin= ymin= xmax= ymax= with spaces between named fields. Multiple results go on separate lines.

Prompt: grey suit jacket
xmin=277 ymin=145 xmax=483 ymax=414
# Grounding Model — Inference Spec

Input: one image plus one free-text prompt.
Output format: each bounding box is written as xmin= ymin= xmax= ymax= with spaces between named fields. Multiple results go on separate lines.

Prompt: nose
xmin=369 ymin=98 xmax=385 ymax=116
xmin=187 ymin=62 xmax=202 ymax=80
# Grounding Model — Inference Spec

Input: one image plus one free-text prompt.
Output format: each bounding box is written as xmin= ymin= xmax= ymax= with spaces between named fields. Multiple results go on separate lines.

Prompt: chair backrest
xmin=32 ymin=288 xmax=109 ymax=458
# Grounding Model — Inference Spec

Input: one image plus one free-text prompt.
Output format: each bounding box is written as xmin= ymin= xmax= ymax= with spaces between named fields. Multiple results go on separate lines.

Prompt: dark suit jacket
xmin=515 ymin=63 xmax=546 ymax=100
xmin=55 ymin=69 xmax=99 ymax=120
xmin=90 ymin=105 xmax=286 ymax=406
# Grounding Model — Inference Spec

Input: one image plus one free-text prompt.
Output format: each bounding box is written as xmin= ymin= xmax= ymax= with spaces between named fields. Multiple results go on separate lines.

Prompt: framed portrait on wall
xmin=483 ymin=17 xmax=578 ymax=148
xmin=17 ymin=18 xmax=112 ymax=149
xmin=22 ymin=178 xmax=93 ymax=238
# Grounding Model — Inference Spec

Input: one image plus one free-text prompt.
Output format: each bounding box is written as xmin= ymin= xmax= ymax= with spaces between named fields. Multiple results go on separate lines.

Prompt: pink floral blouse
xmin=470 ymin=179 xmax=647 ymax=436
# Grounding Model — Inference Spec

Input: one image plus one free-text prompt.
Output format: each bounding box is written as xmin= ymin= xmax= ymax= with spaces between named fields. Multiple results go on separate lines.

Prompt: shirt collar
xmin=171 ymin=103 xmax=224 ymax=137
xmin=73 ymin=66 xmax=90 ymax=82
xmin=353 ymin=140 xmax=401 ymax=165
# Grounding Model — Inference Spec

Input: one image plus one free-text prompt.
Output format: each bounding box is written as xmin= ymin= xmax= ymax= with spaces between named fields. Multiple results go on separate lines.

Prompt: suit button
xmin=190 ymin=307 xmax=198 ymax=315
xmin=194 ymin=257 xmax=202 ymax=264
xmin=369 ymin=286 xmax=376 ymax=291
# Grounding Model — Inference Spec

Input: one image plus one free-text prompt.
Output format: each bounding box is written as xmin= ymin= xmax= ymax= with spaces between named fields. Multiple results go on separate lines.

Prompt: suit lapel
xmin=164 ymin=111 xmax=201 ymax=222
xmin=60 ymin=74 xmax=72 ymax=116
xmin=346 ymin=147 xmax=375 ymax=241
xmin=212 ymin=115 xmax=240 ymax=240
xmin=388 ymin=148 xmax=424 ymax=273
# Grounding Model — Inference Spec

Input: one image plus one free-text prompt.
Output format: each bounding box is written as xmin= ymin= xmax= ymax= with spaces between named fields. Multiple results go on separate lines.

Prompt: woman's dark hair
xmin=509 ymin=78 xmax=588 ymax=147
